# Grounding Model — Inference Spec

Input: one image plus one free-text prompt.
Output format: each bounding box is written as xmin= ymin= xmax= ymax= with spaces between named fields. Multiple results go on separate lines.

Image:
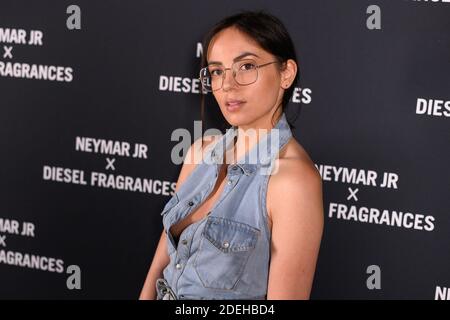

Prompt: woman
xmin=139 ymin=10 xmax=323 ymax=300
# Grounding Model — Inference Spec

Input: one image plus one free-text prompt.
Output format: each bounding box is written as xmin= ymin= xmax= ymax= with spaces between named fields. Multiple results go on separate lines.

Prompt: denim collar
xmin=208 ymin=112 xmax=292 ymax=175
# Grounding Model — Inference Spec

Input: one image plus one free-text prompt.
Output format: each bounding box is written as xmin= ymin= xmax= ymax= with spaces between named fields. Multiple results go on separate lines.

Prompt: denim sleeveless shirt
xmin=159 ymin=112 xmax=293 ymax=300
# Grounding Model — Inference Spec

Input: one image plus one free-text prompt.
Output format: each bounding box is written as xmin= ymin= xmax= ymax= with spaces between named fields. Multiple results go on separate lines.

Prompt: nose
xmin=222 ymin=68 xmax=237 ymax=91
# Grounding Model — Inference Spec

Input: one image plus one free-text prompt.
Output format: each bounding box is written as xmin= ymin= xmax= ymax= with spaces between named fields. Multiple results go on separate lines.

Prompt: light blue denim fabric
xmin=159 ymin=112 xmax=293 ymax=300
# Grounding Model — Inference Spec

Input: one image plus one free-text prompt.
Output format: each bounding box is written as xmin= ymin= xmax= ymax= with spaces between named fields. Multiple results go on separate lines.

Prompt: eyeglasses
xmin=199 ymin=59 xmax=278 ymax=92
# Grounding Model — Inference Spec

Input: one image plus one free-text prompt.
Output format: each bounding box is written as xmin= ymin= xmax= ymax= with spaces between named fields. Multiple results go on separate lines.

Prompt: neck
xmin=226 ymin=108 xmax=283 ymax=165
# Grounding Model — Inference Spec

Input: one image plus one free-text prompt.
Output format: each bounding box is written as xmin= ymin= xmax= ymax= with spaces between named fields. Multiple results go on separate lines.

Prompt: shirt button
xmin=227 ymin=180 xmax=232 ymax=185
xmin=181 ymin=239 xmax=188 ymax=245
xmin=188 ymin=201 xmax=194 ymax=206
xmin=175 ymin=263 xmax=182 ymax=270
xmin=222 ymin=241 xmax=230 ymax=249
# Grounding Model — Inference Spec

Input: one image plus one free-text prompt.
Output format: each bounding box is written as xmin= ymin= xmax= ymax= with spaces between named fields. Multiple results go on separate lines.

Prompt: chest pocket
xmin=194 ymin=216 xmax=260 ymax=290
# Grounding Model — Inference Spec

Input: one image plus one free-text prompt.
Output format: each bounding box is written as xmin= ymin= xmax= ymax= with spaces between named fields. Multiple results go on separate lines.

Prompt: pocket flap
xmin=203 ymin=216 xmax=259 ymax=252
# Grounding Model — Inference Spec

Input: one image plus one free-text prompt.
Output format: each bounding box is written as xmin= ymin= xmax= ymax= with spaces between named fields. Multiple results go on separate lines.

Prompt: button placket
xmin=173 ymin=217 xmax=201 ymax=275
xmin=226 ymin=167 xmax=241 ymax=187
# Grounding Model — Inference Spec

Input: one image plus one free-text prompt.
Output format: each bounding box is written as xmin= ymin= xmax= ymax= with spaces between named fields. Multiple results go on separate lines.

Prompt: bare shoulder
xmin=174 ymin=134 xmax=222 ymax=192
xmin=274 ymin=137 xmax=321 ymax=181
xmin=266 ymin=137 xmax=323 ymax=229
xmin=265 ymin=137 xmax=324 ymax=299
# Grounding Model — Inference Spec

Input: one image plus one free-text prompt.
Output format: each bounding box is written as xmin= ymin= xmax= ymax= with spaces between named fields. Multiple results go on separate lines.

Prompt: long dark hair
xmin=199 ymin=10 xmax=301 ymax=141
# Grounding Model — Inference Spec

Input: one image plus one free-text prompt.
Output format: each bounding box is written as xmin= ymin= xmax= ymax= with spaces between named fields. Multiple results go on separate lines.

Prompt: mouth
xmin=225 ymin=99 xmax=246 ymax=112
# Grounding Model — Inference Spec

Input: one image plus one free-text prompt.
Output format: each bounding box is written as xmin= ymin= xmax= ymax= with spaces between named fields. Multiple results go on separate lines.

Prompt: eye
xmin=209 ymin=68 xmax=223 ymax=77
xmin=239 ymin=62 xmax=256 ymax=71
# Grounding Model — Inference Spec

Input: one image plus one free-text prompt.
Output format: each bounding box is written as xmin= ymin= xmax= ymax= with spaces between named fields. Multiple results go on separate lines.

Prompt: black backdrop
xmin=0 ymin=0 xmax=449 ymax=299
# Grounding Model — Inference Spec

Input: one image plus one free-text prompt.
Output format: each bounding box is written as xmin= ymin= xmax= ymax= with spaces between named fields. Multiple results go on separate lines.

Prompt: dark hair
xmin=199 ymin=10 xmax=301 ymax=137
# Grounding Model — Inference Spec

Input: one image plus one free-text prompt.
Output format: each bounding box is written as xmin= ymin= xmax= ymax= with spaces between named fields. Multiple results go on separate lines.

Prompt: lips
xmin=226 ymin=99 xmax=246 ymax=109
xmin=225 ymin=99 xmax=246 ymax=112
xmin=226 ymin=99 xmax=245 ymax=106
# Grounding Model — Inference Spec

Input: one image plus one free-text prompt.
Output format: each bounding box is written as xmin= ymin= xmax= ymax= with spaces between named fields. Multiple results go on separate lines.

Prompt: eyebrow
xmin=207 ymin=52 xmax=260 ymax=65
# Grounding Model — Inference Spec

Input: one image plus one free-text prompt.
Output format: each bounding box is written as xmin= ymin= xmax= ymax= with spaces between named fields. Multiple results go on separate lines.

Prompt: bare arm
xmin=266 ymin=159 xmax=324 ymax=299
xmin=138 ymin=229 xmax=170 ymax=300
xmin=138 ymin=134 xmax=220 ymax=300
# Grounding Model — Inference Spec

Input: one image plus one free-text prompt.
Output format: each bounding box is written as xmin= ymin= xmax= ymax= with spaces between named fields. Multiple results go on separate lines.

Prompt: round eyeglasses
xmin=199 ymin=59 xmax=278 ymax=92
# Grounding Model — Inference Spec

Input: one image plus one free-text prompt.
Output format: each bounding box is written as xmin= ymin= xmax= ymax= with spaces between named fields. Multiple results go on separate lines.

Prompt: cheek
xmin=213 ymin=91 xmax=224 ymax=106
xmin=252 ymin=73 xmax=280 ymax=102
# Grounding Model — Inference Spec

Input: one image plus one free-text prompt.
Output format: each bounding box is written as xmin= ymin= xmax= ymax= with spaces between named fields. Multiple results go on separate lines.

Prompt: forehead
xmin=207 ymin=27 xmax=266 ymax=63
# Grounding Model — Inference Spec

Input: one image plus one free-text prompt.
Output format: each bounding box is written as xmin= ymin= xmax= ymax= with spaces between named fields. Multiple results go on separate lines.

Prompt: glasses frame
xmin=199 ymin=59 xmax=279 ymax=92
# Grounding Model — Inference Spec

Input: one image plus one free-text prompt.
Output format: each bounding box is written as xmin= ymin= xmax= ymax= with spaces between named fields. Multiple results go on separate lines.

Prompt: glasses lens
xmin=208 ymin=65 xmax=225 ymax=91
xmin=234 ymin=60 xmax=257 ymax=85
xmin=200 ymin=60 xmax=259 ymax=91
xmin=200 ymin=65 xmax=225 ymax=91
xmin=200 ymin=68 xmax=213 ymax=91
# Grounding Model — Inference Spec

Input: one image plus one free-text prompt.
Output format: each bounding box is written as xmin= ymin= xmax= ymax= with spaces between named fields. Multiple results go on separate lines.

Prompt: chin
xmin=222 ymin=112 xmax=246 ymax=127
xmin=224 ymin=116 xmax=257 ymax=129
xmin=219 ymin=105 xmax=259 ymax=128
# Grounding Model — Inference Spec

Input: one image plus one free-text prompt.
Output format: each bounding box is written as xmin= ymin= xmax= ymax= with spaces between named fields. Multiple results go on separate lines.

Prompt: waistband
xmin=156 ymin=278 xmax=267 ymax=300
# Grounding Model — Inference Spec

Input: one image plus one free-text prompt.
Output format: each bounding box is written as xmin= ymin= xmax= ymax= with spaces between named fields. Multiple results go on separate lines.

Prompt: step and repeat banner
xmin=0 ymin=0 xmax=449 ymax=299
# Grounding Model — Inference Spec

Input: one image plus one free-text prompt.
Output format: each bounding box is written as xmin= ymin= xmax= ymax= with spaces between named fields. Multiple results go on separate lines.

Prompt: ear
xmin=280 ymin=59 xmax=298 ymax=89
